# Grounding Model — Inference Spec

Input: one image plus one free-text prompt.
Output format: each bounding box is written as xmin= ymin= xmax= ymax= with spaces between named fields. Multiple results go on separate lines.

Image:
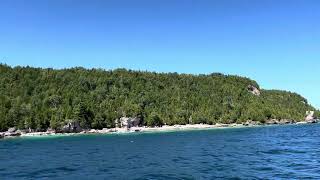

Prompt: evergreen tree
xmin=0 ymin=64 xmax=318 ymax=131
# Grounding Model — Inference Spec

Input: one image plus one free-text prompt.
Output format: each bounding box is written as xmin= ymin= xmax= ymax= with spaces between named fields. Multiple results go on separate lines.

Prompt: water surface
xmin=1 ymin=124 xmax=320 ymax=179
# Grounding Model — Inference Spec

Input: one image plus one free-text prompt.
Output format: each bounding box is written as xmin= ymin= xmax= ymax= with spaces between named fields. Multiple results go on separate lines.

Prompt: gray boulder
xmin=61 ymin=120 xmax=83 ymax=133
xmin=130 ymin=117 xmax=141 ymax=127
xmin=243 ymin=120 xmax=262 ymax=126
xmin=8 ymin=127 xmax=16 ymax=133
xmin=279 ymin=119 xmax=294 ymax=124
xmin=1 ymin=127 xmax=21 ymax=137
xmin=117 ymin=117 xmax=141 ymax=128
xmin=4 ymin=131 xmax=21 ymax=137
xmin=265 ymin=119 xmax=295 ymax=125
xmin=265 ymin=119 xmax=279 ymax=125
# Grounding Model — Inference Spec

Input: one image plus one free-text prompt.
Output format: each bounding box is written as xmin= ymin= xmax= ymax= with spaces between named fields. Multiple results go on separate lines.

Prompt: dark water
xmin=1 ymin=124 xmax=320 ymax=179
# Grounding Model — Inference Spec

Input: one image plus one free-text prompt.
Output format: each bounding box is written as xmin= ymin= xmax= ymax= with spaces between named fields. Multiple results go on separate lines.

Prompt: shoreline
xmin=20 ymin=123 xmax=242 ymax=138
xmin=1 ymin=121 xmax=318 ymax=139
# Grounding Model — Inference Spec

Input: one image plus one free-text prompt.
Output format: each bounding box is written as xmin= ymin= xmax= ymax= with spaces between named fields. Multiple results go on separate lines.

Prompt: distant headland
xmin=0 ymin=64 xmax=319 ymax=138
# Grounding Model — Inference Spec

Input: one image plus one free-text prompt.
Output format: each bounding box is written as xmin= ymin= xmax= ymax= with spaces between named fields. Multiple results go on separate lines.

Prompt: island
xmin=0 ymin=64 xmax=319 ymax=138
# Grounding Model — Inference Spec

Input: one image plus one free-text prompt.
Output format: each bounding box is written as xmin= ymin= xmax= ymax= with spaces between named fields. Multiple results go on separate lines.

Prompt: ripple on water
xmin=1 ymin=124 xmax=320 ymax=179
xmin=133 ymin=173 xmax=196 ymax=180
xmin=8 ymin=166 xmax=78 ymax=179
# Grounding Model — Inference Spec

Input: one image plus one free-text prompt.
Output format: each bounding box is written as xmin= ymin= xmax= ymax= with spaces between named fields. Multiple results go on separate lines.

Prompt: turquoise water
xmin=1 ymin=124 xmax=320 ymax=179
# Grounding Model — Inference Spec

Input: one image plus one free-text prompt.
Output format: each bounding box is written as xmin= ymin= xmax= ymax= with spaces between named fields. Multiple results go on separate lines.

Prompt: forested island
xmin=0 ymin=64 xmax=319 ymax=135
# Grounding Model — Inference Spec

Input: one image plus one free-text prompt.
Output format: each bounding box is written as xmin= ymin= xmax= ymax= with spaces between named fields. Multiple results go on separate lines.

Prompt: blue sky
xmin=0 ymin=0 xmax=319 ymax=108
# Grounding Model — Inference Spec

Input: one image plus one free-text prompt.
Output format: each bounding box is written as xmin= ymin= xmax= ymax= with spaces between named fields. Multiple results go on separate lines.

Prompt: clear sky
xmin=0 ymin=0 xmax=319 ymax=108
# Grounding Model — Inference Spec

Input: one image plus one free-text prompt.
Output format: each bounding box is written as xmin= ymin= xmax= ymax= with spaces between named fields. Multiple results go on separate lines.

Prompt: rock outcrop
xmin=265 ymin=119 xmax=278 ymax=125
xmin=247 ymin=85 xmax=260 ymax=96
xmin=3 ymin=127 xmax=21 ymax=137
xmin=279 ymin=119 xmax=295 ymax=124
xmin=305 ymin=111 xmax=316 ymax=123
xmin=8 ymin=127 xmax=17 ymax=133
xmin=265 ymin=119 xmax=295 ymax=125
xmin=116 ymin=117 xmax=141 ymax=129
xmin=61 ymin=120 xmax=83 ymax=133
xmin=243 ymin=120 xmax=263 ymax=126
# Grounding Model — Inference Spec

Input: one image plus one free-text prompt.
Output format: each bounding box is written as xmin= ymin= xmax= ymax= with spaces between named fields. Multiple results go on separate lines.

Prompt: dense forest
xmin=0 ymin=64 xmax=318 ymax=131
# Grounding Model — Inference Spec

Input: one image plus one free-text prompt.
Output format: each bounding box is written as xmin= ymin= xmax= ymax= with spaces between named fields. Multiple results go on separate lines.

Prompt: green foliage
xmin=314 ymin=111 xmax=320 ymax=119
xmin=0 ymin=64 xmax=317 ymax=131
xmin=146 ymin=112 xmax=163 ymax=127
xmin=72 ymin=102 xmax=94 ymax=129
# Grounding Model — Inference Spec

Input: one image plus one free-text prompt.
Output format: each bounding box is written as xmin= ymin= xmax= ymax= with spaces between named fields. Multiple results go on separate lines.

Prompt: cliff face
xmin=0 ymin=64 xmax=318 ymax=131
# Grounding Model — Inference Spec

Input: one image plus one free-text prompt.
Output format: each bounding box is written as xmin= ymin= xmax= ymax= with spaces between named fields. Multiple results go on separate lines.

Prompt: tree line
xmin=0 ymin=64 xmax=318 ymax=131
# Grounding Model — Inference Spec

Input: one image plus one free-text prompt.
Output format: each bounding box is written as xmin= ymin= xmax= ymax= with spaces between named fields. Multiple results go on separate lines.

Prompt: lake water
xmin=1 ymin=124 xmax=320 ymax=179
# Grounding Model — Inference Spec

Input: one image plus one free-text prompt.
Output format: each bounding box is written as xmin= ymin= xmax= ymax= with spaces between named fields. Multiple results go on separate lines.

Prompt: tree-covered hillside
xmin=0 ymin=64 xmax=318 ymax=131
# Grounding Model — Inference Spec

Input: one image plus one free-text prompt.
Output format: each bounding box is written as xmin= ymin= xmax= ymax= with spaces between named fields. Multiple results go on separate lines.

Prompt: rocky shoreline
xmin=1 ymin=119 xmax=319 ymax=139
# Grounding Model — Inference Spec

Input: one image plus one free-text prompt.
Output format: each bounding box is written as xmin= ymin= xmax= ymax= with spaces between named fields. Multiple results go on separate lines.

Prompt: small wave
xmin=28 ymin=166 xmax=78 ymax=178
xmin=255 ymin=166 xmax=274 ymax=171
xmin=133 ymin=173 xmax=195 ymax=180
xmin=261 ymin=149 xmax=284 ymax=155
xmin=260 ymin=148 xmax=306 ymax=155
